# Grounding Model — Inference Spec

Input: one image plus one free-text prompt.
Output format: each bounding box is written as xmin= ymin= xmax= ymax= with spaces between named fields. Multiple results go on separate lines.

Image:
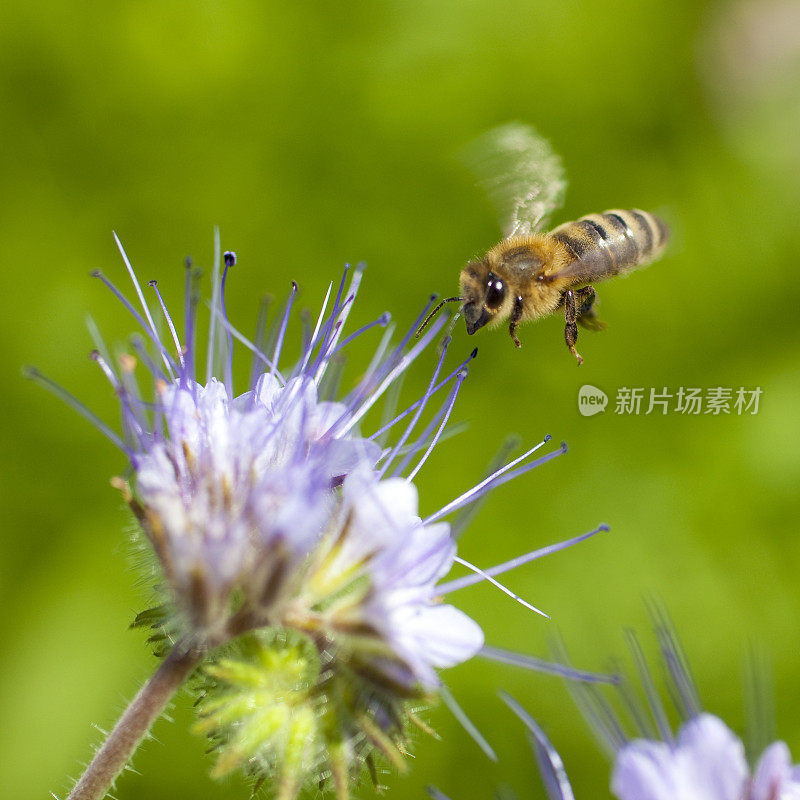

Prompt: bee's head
xmin=459 ymin=260 xmax=508 ymax=335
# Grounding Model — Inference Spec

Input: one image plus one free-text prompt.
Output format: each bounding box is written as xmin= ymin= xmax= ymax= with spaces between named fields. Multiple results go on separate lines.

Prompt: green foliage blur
xmin=2 ymin=1 xmax=799 ymax=798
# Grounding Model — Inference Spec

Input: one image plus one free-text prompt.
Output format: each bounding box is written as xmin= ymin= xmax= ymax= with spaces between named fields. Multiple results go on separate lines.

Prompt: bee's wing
xmin=462 ymin=122 xmax=567 ymax=238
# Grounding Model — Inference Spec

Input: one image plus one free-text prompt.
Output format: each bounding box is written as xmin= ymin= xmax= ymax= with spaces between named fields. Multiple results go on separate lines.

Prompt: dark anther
xmin=223 ymin=251 xmax=236 ymax=267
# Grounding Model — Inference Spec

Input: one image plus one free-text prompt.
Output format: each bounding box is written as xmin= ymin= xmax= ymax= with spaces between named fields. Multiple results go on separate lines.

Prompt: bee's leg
xmin=508 ymin=295 xmax=524 ymax=348
xmin=575 ymin=285 xmax=607 ymax=331
xmin=563 ymin=289 xmax=584 ymax=365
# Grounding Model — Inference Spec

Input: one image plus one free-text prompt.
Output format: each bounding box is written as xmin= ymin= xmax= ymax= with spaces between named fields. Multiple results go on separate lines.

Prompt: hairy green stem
xmin=67 ymin=642 xmax=202 ymax=800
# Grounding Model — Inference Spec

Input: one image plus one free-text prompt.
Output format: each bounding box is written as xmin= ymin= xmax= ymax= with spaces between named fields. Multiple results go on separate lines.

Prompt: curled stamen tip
xmin=543 ymin=433 xmax=552 ymax=442
xmin=598 ymin=523 xmax=610 ymax=532
xmin=148 ymin=279 xmax=157 ymax=287
xmin=441 ymin=335 xmax=452 ymax=348
xmin=89 ymin=349 xmax=101 ymax=361
xmin=469 ymin=348 xmax=478 ymax=359
xmin=291 ymin=280 xmax=299 ymax=291
xmin=90 ymin=269 xmax=102 ymax=278
xmin=457 ymin=368 xmax=469 ymax=379
xmin=378 ymin=312 xmax=391 ymax=325
xmin=21 ymin=365 xmax=40 ymax=380
xmin=560 ymin=441 xmax=568 ymax=453
xmin=223 ymin=251 xmax=236 ymax=267
xmin=429 ymin=293 xmax=438 ymax=302
xmin=184 ymin=255 xmax=193 ymax=269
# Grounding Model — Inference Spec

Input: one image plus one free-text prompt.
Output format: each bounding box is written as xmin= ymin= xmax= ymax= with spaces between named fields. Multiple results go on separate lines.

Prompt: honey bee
xmin=417 ymin=123 xmax=669 ymax=364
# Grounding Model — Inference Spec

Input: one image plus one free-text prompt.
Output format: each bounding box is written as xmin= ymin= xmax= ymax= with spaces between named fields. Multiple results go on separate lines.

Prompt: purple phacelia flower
xmin=32 ymin=234 xmax=606 ymax=800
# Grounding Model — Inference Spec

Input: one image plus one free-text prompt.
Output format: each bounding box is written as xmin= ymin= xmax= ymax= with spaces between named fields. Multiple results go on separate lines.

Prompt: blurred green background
xmin=3 ymin=0 xmax=800 ymax=798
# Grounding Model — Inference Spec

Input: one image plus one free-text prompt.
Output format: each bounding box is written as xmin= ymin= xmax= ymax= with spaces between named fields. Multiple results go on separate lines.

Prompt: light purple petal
xmin=752 ymin=741 xmax=800 ymax=800
xmin=612 ymin=715 xmax=747 ymax=800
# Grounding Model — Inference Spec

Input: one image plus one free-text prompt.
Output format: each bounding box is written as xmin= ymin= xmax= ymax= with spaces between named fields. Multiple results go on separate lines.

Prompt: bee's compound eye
xmin=485 ymin=275 xmax=506 ymax=309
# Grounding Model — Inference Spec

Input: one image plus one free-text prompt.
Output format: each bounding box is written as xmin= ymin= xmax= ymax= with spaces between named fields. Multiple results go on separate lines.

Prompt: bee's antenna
xmin=414 ymin=297 xmax=464 ymax=340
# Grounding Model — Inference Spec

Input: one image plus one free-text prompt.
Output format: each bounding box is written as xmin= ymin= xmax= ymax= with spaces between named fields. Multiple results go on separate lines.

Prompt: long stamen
xmin=220 ymin=251 xmax=236 ymax=398
xmin=500 ymin=693 xmax=577 ymax=800
xmin=335 ymin=312 xmax=448 ymax=438
xmin=649 ymin=602 xmax=702 ymax=720
xmin=626 ymin=629 xmax=673 ymax=744
xmin=552 ymin=637 xmax=629 ymax=756
xmin=315 ymin=264 xmax=365 ymax=376
xmin=24 ymin=366 xmax=127 ymax=451
xmin=423 ymin=436 xmax=554 ymax=524
xmin=368 ymin=348 xmax=477 ymax=442
xmin=339 ymin=293 xmax=440 ymax=419
xmin=209 ymin=304 xmax=284 ymax=384
xmin=616 ymin=660 xmax=659 ymax=740
xmin=249 ymin=295 xmax=273 ymax=387
xmin=91 ymin=270 xmax=177 ymax=380
xmin=296 ymin=282 xmax=332 ymax=378
xmin=85 ymin=315 xmax=114 ymax=373
xmin=485 ymin=443 xmax=568 ymax=493
xmin=113 ymin=233 xmax=163 ymax=354
xmin=89 ymin=350 xmax=120 ymax=389
xmin=205 ymin=228 xmax=222 ymax=384
xmin=450 ymin=435 xmax=520 ymax=540
xmin=437 ymin=524 xmax=608 ymax=595
xmin=149 ymin=281 xmax=184 ymax=369
xmin=358 ymin=320 xmax=396 ymax=395
xmin=379 ymin=336 xmax=451 ymax=478
xmin=451 ymin=555 xmax=549 ymax=618
xmin=403 ymin=368 xmax=468 ymax=481
xmin=92 ymin=351 xmax=143 ymax=445
xmin=272 ymin=282 xmax=298 ymax=375
xmin=129 ymin=334 xmax=166 ymax=382
xmin=311 ymin=264 xmax=353 ymax=378
xmin=485 ymin=650 xmax=619 ymax=684
xmin=439 ymin=686 xmax=497 ymax=762
xmin=183 ymin=256 xmax=195 ymax=384
xmin=330 ymin=312 xmax=391 ymax=358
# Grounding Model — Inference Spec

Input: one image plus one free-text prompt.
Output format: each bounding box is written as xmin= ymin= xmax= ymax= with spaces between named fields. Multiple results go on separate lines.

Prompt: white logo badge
xmin=578 ymin=385 xmax=608 ymax=416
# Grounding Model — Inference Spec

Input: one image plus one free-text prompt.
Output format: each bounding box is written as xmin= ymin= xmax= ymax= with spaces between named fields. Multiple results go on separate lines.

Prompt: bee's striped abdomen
xmin=549 ymin=209 xmax=669 ymax=284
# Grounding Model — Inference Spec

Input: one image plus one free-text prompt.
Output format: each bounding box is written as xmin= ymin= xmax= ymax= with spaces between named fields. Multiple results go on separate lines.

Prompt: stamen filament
xmin=209 ymin=304 xmax=285 ymax=384
xmin=220 ymin=253 xmax=235 ymax=398
xmin=438 ymin=524 xmax=608 ymax=594
xmin=297 ymin=281 xmax=332 ymax=377
xmin=149 ymin=281 xmax=184 ymax=368
xmin=368 ymin=348 xmax=477 ymax=442
xmin=423 ymin=435 xmax=553 ymax=524
xmin=113 ymin=233 xmax=163 ymax=361
xmin=440 ymin=686 xmax=497 ymax=762
xmin=485 ymin=650 xmax=619 ymax=684
xmin=330 ymin=312 xmax=391 ymax=358
xmin=91 ymin=270 xmax=176 ymax=381
xmin=24 ymin=367 xmax=127 ymax=451
xmin=379 ymin=336 xmax=451 ymax=478
xmin=205 ymin=228 xmax=222 ymax=384
xmin=451 ymin=555 xmax=549 ymax=618
xmin=183 ymin=256 xmax=195 ymax=384
xmin=328 ymin=311 xmax=447 ymax=438
xmin=403 ymin=368 xmax=467 ymax=481
xmin=272 ymin=281 xmax=298 ymax=375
